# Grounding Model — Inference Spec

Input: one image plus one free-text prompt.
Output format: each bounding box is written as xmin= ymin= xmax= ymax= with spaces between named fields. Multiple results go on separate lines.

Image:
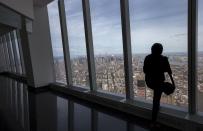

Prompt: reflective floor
xmin=0 ymin=76 xmax=180 ymax=131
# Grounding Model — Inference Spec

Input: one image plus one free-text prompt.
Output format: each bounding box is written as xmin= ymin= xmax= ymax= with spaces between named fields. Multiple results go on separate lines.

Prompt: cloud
xmin=47 ymin=0 xmax=203 ymax=57
xmin=47 ymin=1 xmax=64 ymax=57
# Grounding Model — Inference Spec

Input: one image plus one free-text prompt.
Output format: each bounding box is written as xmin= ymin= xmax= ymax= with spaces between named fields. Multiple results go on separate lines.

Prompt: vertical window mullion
xmin=58 ymin=0 xmax=73 ymax=86
xmin=120 ymin=0 xmax=134 ymax=99
xmin=82 ymin=0 xmax=97 ymax=91
xmin=2 ymin=40 xmax=7 ymax=71
xmin=16 ymin=30 xmax=26 ymax=75
xmin=14 ymin=30 xmax=23 ymax=74
xmin=10 ymin=31 xmax=19 ymax=74
xmin=1 ymin=38 xmax=6 ymax=71
xmin=188 ymin=0 xmax=198 ymax=114
xmin=0 ymin=38 xmax=3 ymax=72
xmin=3 ymin=35 xmax=11 ymax=72
xmin=1 ymin=37 xmax=7 ymax=71
xmin=5 ymin=34 xmax=15 ymax=72
xmin=8 ymin=33 xmax=17 ymax=73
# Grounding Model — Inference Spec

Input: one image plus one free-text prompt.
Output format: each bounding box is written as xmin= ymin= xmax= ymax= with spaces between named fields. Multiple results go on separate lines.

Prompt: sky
xmin=47 ymin=0 xmax=203 ymax=57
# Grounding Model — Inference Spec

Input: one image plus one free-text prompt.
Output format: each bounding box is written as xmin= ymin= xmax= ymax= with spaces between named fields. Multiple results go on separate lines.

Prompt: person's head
xmin=151 ymin=43 xmax=163 ymax=55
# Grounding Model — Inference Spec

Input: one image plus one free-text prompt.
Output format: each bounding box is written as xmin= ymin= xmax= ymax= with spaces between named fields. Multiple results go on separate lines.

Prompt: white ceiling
xmin=33 ymin=0 xmax=53 ymax=7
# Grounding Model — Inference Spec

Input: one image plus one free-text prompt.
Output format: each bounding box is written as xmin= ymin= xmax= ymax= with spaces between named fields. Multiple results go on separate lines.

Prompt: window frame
xmin=58 ymin=0 xmax=73 ymax=86
xmin=3 ymin=35 xmax=11 ymax=72
xmin=10 ymin=31 xmax=19 ymax=74
xmin=188 ymin=0 xmax=198 ymax=114
xmin=14 ymin=30 xmax=23 ymax=74
xmin=16 ymin=30 xmax=26 ymax=75
xmin=53 ymin=0 xmax=200 ymax=115
xmin=5 ymin=33 xmax=16 ymax=73
xmin=0 ymin=38 xmax=5 ymax=71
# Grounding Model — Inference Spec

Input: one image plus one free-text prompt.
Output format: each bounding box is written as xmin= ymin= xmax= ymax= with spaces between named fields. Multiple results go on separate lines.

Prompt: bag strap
xmin=169 ymin=73 xmax=176 ymax=88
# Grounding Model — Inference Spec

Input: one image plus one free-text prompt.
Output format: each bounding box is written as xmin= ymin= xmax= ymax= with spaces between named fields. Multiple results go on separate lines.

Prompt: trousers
xmin=152 ymin=87 xmax=163 ymax=122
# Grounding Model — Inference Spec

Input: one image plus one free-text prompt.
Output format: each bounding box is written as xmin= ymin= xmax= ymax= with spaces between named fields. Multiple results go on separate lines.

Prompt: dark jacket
xmin=143 ymin=54 xmax=172 ymax=89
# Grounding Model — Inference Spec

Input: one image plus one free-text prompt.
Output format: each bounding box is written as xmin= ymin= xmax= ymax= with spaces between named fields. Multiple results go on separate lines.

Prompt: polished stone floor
xmin=0 ymin=76 xmax=180 ymax=131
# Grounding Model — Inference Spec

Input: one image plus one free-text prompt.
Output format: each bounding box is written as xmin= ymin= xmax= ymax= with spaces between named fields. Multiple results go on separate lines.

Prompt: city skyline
xmin=53 ymin=53 xmax=190 ymax=107
xmin=53 ymin=51 xmax=203 ymax=59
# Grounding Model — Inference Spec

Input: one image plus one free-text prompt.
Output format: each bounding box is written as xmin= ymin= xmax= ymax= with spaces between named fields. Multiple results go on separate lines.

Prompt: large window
xmin=64 ymin=0 xmax=89 ymax=87
xmin=90 ymin=0 xmax=125 ymax=95
xmin=0 ymin=31 xmax=25 ymax=75
xmin=46 ymin=0 xmax=203 ymax=116
xmin=48 ymin=0 xmax=67 ymax=84
xmin=198 ymin=0 xmax=203 ymax=112
xmin=129 ymin=0 xmax=188 ymax=107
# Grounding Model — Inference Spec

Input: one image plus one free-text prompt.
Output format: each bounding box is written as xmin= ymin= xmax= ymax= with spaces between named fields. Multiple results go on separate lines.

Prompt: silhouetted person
xmin=143 ymin=43 xmax=175 ymax=126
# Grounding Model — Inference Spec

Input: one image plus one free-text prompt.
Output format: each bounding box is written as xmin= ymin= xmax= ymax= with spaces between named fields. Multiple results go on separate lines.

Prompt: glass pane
xmin=1 ymin=37 xmax=6 ymax=71
xmin=16 ymin=30 xmax=26 ymax=75
xmin=3 ymin=35 xmax=11 ymax=72
xmin=64 ymin=0 xmax=89 ymax=87
xmin=129 ymin=0 xmax=188 ymax=107
xmin=98 ymin=112 xmax=127 ymax=131
xmin=0 ymin=38 xmax=4 ymax=72
xmin=8 ymin=33 xmax=16 ymax=73
xmin=198 ymin=0 xmax=203 ymax=112
xmin=9 ymin=31 xmax=19 ymax=73
xmin=90 ymin=0 xmax=125 ymax=95
xmin=57 ymin=97 xmax=68 ymax=131
xmin=48 ymin=0 xmax=67 ymax=84
xmin=74 ymin=104 xmax=91 ymax=131
xmin=14 ymin=30 xmax=23 ymax=74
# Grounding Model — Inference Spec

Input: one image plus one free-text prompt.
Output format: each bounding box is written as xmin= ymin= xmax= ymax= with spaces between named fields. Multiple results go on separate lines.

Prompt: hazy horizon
xmin=53 ymin=51 xmax=203 ymax=59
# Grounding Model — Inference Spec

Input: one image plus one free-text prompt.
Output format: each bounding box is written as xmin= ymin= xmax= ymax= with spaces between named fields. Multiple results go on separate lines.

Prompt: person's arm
xmin=165 ymin=57 xmax=175 ymax=87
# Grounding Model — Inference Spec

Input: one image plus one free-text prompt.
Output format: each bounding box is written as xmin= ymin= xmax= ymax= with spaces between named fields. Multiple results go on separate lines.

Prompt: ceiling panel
xmin=33 ymin=0 xmax=53 ymax=7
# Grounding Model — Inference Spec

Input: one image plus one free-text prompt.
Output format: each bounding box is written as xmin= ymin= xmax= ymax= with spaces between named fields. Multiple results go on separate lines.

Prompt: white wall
xmin=28 ymin=6 xmax=55 ymax=87
xmin=0 ymin=0 xmax=34 ymax=19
